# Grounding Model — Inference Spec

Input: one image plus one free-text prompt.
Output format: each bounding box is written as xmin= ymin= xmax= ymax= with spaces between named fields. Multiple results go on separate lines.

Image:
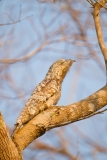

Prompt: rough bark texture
xmin=0 ymin=113 xmax=22 ymax=160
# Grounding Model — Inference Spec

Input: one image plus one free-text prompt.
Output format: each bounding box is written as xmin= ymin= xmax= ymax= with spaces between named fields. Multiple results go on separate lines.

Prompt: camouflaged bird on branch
xmin=13 ymin=59 xmax=75 ymax=136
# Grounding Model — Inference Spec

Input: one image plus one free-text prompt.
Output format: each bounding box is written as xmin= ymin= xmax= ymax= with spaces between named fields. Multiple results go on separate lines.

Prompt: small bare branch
xmin=0 ymin=5 xmax=33 ymax=26
xmin=0 ymin=15 xmax=33 ymax=26
xmin=87 ymin=0 xmax=107 ymax=83
xmin=87 ymin=0 xmax=95 ymax=6
xmin=95 ymin=0 xmax=107 ymax=10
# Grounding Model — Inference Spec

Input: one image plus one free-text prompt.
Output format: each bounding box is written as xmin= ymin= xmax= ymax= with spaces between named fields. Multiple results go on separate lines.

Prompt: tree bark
xmin=0 ymin=113 xmax=23 ymax=160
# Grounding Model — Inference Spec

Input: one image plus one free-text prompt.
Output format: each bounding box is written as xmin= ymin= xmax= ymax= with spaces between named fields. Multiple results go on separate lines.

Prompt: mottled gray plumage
xmin=13 ymin=59 xmax=75 ymax=135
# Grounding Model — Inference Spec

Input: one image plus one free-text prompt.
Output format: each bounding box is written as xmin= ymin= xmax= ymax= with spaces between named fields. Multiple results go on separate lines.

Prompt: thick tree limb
xmin=0 ymin=113 xmax=22 ymax=160
xmin=13 ymin=85 xmax=107 ymax=151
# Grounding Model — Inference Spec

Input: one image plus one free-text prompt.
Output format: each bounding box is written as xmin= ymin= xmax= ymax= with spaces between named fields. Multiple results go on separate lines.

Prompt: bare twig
xmin=0 ymin=15 xmax=33 ymax=26
xmin=0 ymin=25 xmax=68 ymax=64
xmin=87 ymin=0 xmax=95 ymax=6
xmin=95 ymin=0 xmax=107 ymax=10
xmin=0 ymin=5 xmax=33 ymax=26
xmin=87 ymin=0 xmax=107 ymax=83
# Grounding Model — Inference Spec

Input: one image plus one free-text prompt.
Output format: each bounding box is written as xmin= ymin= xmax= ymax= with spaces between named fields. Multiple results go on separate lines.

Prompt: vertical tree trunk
xmin=0 ymin=113 xmax=22 ymax=160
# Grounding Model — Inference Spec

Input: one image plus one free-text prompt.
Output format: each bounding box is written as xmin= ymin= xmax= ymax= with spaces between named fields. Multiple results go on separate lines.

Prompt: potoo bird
xmin=13 ymin=59 xmax=75 ymax=135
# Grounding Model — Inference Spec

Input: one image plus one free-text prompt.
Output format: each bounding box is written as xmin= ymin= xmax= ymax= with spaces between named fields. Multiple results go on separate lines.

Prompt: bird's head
xmin=46 ymin=59 xmax=75 ymax=81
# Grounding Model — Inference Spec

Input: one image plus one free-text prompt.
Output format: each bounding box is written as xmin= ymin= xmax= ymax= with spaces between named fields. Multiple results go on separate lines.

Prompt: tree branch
xmin=13 ymin=85 xmax=107 ymax=151
xmin=0 ymin=113 xmax=22 ymax=160
xmin=87 ymin=0 xmax=107 ymax=82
